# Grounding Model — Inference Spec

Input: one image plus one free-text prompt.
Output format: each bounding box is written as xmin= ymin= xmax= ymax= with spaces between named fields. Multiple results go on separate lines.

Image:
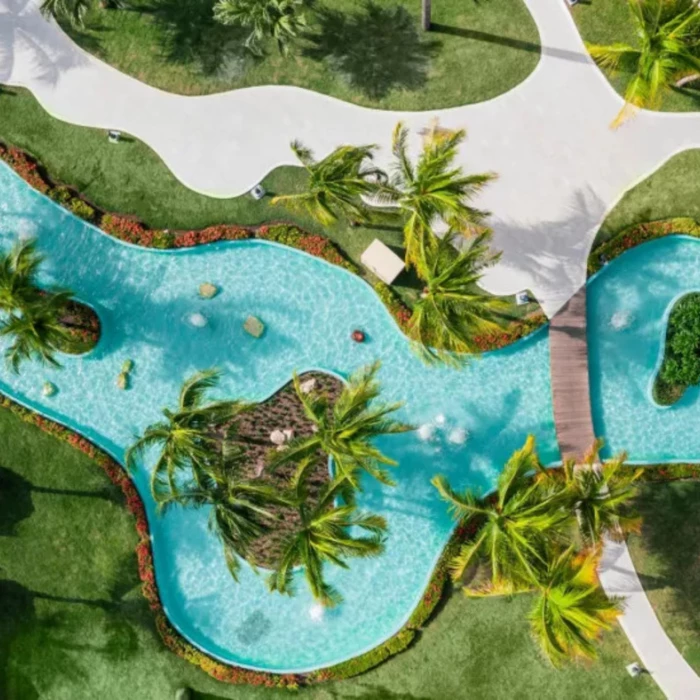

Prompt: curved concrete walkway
xmin=4 ymin=0 xmax=700 ymax=317
xmin=2 ymin=0 xmax=700 ymax=695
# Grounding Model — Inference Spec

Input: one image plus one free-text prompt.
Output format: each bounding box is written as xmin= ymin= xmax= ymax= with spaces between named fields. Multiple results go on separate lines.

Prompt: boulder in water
xmin=199 ymin=283 xmax=218 ymax=299
xmin=244 ymin=315 xmax=265 ymax=338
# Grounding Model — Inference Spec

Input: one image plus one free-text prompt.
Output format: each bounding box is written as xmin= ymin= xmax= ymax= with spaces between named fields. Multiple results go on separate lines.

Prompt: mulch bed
xmin=233 ymin=371 xmax=344 ymax=569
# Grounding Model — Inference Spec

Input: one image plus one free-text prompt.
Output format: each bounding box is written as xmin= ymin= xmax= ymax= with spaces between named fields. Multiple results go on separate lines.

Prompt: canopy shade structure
xmin=361 ymin=239 xmax=404 ymax=285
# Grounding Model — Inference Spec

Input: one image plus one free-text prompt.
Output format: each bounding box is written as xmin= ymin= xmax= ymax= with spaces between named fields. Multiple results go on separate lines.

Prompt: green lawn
xmin=628 ymin=481 xmax=700 ymax=674
xmin=63 ymin=0 xmax=540 ymax=109
xmin=594 ymin=149 xmax=700 ymax=249
xmin=573 ymin=0 xmax=700 ymax=113
xmin=0 ymin=405 xmax=660 ymax=700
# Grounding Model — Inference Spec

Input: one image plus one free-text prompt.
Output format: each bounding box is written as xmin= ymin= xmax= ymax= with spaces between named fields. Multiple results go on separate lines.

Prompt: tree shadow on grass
xmin=130 ymin=0 xmax=250 ymax=77
xmin=303 ymin=1 xmax=441 ymax=100
xmin=633 ymin=481 xmax=700 ymax=636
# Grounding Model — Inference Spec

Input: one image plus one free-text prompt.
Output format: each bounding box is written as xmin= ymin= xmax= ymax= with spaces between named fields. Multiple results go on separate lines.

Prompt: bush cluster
xmin=588 ymin=217 xmax=700 ymax=275
xmin=657 ymin=293 xmax=700 ymax=397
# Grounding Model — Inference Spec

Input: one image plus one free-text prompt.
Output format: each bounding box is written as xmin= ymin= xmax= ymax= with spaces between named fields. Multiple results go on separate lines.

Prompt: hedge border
xmin=3 ymin=387 xmax=700 ymax=685
xmin=0 ymin=141 xmax=547 ymax=353
xmin=587 ymin=217 xmax=700 ymax=277
xmin=0 ymin=140 xmax=547 ymax=685
xmin=0 ymin=389 xmax=486 ymax=686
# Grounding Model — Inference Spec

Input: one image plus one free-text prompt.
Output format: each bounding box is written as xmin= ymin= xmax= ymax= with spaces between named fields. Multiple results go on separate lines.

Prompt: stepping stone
xmin=244 ymin=315 xmax=265 ymax=338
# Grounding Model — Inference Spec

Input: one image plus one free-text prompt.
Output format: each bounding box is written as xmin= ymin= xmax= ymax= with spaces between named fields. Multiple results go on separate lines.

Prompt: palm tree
xmin=0 ymin=238 xmax=43 ymax=313
xmin=125 ymin=369 xmax=245 ymax=500
xmin=377 ymin=121 xmax=496 ymax=269
xmin=407 ymin=231 xmax=509 ymax=365
xmin=1 ymin=292 xmax=74 ymax=372
xmin=268 ymin=361 xmax=413 ymax=489
xmin=156 ymin=447 xmax=290 ymax=580
xmin=40 ymin=0 xmax=91 ymax=25
xmin=528 ymin=547 xmax=621 ymax=666
xmin=587 ymin=0 xmax=700 ymax=124
xmin=267 ymin=478 xmax=387 ymax=606
xmin=538 ymin=441 xmax=643 ymax=549
xmin=213 ymin=0 xmax=313 ymax=56
xmin=271 ymin=141 xmax=383 ymax=225
xmin=432 ymin=436 xmax=569 ymax=589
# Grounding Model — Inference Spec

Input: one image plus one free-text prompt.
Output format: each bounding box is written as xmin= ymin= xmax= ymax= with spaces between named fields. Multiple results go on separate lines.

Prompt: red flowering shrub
xmin=0 ymin=144 xmax=51 ymax=194
xmin=588 ymin=218 xmax=700 ymax=275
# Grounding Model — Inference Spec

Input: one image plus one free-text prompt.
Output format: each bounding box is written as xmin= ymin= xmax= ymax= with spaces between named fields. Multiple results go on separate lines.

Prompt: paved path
xmin=600 ymin=539 xmax=700 ymax=699
xmin=548 ymin=285 xmax=595 ymax=461
xmin=4 ymin=0 xmax=700 ymax=317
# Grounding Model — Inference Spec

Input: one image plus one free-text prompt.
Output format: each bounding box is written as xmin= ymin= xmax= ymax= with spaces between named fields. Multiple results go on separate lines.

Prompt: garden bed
xmin=233 ymin=371 xmax=342 ymax=568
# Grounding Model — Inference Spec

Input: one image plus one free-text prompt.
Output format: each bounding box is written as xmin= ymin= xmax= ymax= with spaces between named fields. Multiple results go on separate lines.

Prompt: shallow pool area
xmin=0 ymin=164 xmax=560 ymax=672
xmin=589 ymin=236 xmax=700 ymax=463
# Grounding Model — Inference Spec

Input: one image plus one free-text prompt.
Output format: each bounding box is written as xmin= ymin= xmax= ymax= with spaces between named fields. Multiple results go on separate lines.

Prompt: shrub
xmin=660 ymin=292 xmax=700 ymax=388
xmin=68 ymin=197 xmax=96 ymax=222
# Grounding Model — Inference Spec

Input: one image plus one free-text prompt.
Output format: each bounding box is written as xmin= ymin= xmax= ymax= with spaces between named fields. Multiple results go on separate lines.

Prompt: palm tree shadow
xmin=0 ymin=466 xmax=34 ymax=535
xmin=630 ymin=482 xmax=700 ymax=637
xmin=129 ymin=0 xmax=250 ymax=77
xmin=303 ymin=1 xmax=441 ymax=100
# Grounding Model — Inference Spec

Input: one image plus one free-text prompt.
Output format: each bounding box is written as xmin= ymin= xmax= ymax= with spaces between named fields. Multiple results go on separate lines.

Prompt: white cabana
xmin=360 ymin=239 xmax=404 ymax=285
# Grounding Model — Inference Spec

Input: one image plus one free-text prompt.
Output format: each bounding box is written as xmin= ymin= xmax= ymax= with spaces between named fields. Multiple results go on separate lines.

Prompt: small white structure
xmin=250 ymin=184 xmax=266 ymax=200
xmin=107 ymin=130 xmax=121 ymax=144
xmin=361 ymin=239 xmax=404 ymax=285
xmin=515 ymin=291 xmax=530 ymax=306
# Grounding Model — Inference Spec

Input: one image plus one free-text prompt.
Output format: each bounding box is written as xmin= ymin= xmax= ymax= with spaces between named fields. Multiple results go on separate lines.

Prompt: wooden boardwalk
xmin=548 ymin=285 xmax=596 ymax=461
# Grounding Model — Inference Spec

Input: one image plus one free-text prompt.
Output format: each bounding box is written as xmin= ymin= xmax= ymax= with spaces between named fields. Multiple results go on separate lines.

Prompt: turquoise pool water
xmin=589 ymin=236 xmax=700 ymax=462
xmin=0 ymin=163 xmax=560 ymax=672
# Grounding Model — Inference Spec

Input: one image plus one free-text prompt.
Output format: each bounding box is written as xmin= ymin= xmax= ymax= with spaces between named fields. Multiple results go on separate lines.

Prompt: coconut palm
xmin=213 ymin=0 xmax=313 ymax=56
xmin=272 ymin=141 xmax=383 ymax=226
xmin=0 ymin=238 xmax=44 ymax=313
xmin=268 ymin=361 xmax=412 ymax=489
xmin=408 ymin=231 xmax=509 ymax=365
xmin=377 ymin=121 xmax=496 ymax=269
xmin=267 ymin=477 xmax=386 ymax=606
xmin=528 ymin=547 xmax=621 ymax=666
xmin=1 ymin=292 xmax=74 ymax=372
xmin=538 ymin=441 xmax=643 ymax=549
xmin=40 ymin=0 xmax=91 ymax=25
xmin=156 ymin=447 xmax=290 ymax=580
xmin=432 ymin=436 xmax=569 ymax=589
xmin=587 ymin=0 xmax=700 ymax=124
xmin=125 ymin=369 xmax=245 ymax=500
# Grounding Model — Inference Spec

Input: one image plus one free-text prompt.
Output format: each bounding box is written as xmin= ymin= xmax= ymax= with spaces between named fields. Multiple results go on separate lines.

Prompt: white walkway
xmin=600 ymin=540 xmax=700 ymax=699
xmin=3 ymin=1 xmax=700 ymax=695
xmin=4 ymin=0 xmax=700 ymax=317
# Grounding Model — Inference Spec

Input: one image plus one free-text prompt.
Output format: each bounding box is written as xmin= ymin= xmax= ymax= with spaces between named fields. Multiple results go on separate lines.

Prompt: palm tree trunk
xmin=675 ymin=73 xmax=700 ymax=88
xmin=422 ymin=0 xmax=431 ymax=31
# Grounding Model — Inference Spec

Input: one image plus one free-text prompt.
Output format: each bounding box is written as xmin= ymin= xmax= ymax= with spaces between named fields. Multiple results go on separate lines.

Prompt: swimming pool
xmin=0 ymin=163 xmax=560 ymax=672
xmin=589 ymin=235 xmax=700 ymax=462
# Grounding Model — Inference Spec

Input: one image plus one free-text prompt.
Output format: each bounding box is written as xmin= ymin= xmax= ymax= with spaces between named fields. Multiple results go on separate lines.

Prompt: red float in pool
xmin=351 ymin=329 xmax=366 ymax=343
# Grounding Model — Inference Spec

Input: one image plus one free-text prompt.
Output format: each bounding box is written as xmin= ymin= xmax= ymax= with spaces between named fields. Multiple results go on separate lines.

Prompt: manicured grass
xmin=573 ymin=0 xmax=700 ymax=114
xmin=628 ymin=481 xmax=700 ymax=674
xmin=594 ymin=149 xmax=700 ymax=249
xmin=64 ymin=0 xmax=540 ymax=110
xmin=0 ymin=399 xmax=659 ymax=699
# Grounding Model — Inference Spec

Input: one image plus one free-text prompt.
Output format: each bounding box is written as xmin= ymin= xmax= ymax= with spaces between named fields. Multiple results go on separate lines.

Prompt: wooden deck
xmin=548 ymin=285 xmax=596 ymax=461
